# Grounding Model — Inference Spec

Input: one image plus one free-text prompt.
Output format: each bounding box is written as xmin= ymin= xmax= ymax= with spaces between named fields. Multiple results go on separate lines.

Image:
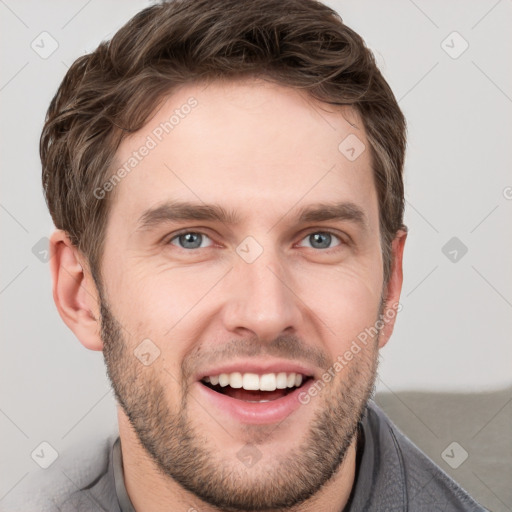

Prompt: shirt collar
xmin=345 ymin=400 xmax=407 ymax=511
xmin=113 ymin=436 xmax=136 ymax=512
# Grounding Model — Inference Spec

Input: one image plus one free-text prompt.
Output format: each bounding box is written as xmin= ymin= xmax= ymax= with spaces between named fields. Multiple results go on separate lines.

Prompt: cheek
xmin=105 ymin=257 xmax=207 ymax=328
xmin=105 ymin=265 xmax=223 ymax=373
xmin=297 ymin=263 xmax=382 ymax=349
xmin=133 ymin=265 xmax=226 ymax=330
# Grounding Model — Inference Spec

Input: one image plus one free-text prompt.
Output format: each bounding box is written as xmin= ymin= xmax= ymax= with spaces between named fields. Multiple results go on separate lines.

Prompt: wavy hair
xmin=40 ymin=0 xmax=407 ymax=286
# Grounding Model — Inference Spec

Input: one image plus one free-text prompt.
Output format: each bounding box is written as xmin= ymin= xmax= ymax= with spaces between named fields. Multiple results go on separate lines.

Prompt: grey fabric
xmin=1 ymin=400 xmax=489 ymax=511
xmin=375 ymin=388 xmax=512 ymax=512
xmin=112 ymin=438 xmax=135 ymax=512
xmin=346 ymin=402 xmax=487 ymax=511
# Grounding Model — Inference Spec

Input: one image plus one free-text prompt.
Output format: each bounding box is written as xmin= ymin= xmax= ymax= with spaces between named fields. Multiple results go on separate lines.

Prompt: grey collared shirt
xmin=2 ymin=400 xmax=488 ymax=511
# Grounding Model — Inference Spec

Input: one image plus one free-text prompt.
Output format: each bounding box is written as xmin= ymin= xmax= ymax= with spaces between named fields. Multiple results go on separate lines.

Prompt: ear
xmin=378 ymin=228 xmax=407 ymax=349
xmin=49 ymin=229 xmax=103 ymax=351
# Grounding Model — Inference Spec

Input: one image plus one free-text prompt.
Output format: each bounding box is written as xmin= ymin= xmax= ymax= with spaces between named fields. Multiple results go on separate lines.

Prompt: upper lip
xmin=195 ymin=358 xmax=318 ymax=382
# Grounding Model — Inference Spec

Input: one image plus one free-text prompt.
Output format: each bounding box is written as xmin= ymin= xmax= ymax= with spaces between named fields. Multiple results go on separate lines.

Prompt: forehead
xmin=108 ymin=78 xmax=378 ymax=232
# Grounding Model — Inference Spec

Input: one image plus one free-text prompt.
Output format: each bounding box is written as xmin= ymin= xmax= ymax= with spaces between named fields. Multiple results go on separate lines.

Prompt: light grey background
xmin=1 ymin=0 xmax=511 ymax=510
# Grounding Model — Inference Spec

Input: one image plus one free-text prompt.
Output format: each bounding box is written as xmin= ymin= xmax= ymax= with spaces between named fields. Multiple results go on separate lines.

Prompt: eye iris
xmin=175 ymin=233 xmax=334 ymax=250
xmin=310 ymin=232 xmax=331 ymax=249
xmin=179 ymin=232 xmax=202 ymax=249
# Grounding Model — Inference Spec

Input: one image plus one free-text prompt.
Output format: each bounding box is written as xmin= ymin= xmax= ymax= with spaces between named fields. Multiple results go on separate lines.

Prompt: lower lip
xmin=196 ymin=379 xmax=314 ymax=425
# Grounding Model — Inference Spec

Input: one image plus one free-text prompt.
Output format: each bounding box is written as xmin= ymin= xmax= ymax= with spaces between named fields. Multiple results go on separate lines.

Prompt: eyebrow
xmin=136 ymin=200 xmax=369 ymax=232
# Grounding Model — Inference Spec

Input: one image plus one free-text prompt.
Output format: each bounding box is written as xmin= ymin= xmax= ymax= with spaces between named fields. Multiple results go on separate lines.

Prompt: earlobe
xmin=378 ymin=229 xmax=407 ymax=349
xmin=49 ymin=230 xmax=104 ymax=351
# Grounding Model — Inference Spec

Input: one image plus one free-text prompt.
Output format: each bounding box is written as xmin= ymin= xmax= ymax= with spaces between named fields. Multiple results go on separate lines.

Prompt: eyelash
xmin=166 ymin=229 xmax=347 ymax=252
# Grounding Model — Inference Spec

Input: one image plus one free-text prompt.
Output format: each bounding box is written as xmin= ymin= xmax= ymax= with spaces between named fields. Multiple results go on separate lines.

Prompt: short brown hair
xmin=41 ymin=0 xmax=407 ymax=288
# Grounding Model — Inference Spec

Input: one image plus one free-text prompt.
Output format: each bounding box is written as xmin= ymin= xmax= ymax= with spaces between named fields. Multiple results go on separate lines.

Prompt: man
xmin=13 ymin=0 xmax=487 ymax=510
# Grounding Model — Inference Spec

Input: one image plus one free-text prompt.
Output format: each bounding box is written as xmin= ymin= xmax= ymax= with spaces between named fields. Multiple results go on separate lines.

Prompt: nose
xmin=220 ymin=244 xmax=303 ymax=342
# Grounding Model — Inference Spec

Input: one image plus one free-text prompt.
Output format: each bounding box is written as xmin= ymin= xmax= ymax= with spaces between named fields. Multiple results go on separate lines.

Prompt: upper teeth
xmin=202 ymin=372 xmax=304 ymax=391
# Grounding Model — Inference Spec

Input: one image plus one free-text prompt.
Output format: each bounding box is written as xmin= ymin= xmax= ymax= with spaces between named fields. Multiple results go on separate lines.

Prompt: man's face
xmin=99 ymin=79 xmax=388 ymax=510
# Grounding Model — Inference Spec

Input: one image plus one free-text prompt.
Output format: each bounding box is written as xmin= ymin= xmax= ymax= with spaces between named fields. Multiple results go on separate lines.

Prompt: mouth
xmin=200 ymin=372 xmax=313 ymax=402
xmin=196 ymin=369 xmax=315 ymax=424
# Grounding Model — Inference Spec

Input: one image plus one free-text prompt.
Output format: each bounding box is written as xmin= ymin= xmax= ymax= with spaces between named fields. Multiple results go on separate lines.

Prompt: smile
xmin=197 ymin=370 xmax=314 ymax=424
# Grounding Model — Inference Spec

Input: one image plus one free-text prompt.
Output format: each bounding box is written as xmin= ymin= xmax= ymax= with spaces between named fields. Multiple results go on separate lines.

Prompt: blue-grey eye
xmin=170 ymin=232 xmax=213 ymax=250
xmin=299 ymin=232 xmax=342 ymax=250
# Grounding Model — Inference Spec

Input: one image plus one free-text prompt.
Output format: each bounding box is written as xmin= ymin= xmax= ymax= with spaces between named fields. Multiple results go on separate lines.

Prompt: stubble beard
xmin=100 ymin=296 xmax=380 ymax=511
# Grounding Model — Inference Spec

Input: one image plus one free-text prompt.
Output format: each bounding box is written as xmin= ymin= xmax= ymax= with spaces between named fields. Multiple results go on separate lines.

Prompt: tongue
xmin=222 ymin=387 xmax=291 ymax=401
